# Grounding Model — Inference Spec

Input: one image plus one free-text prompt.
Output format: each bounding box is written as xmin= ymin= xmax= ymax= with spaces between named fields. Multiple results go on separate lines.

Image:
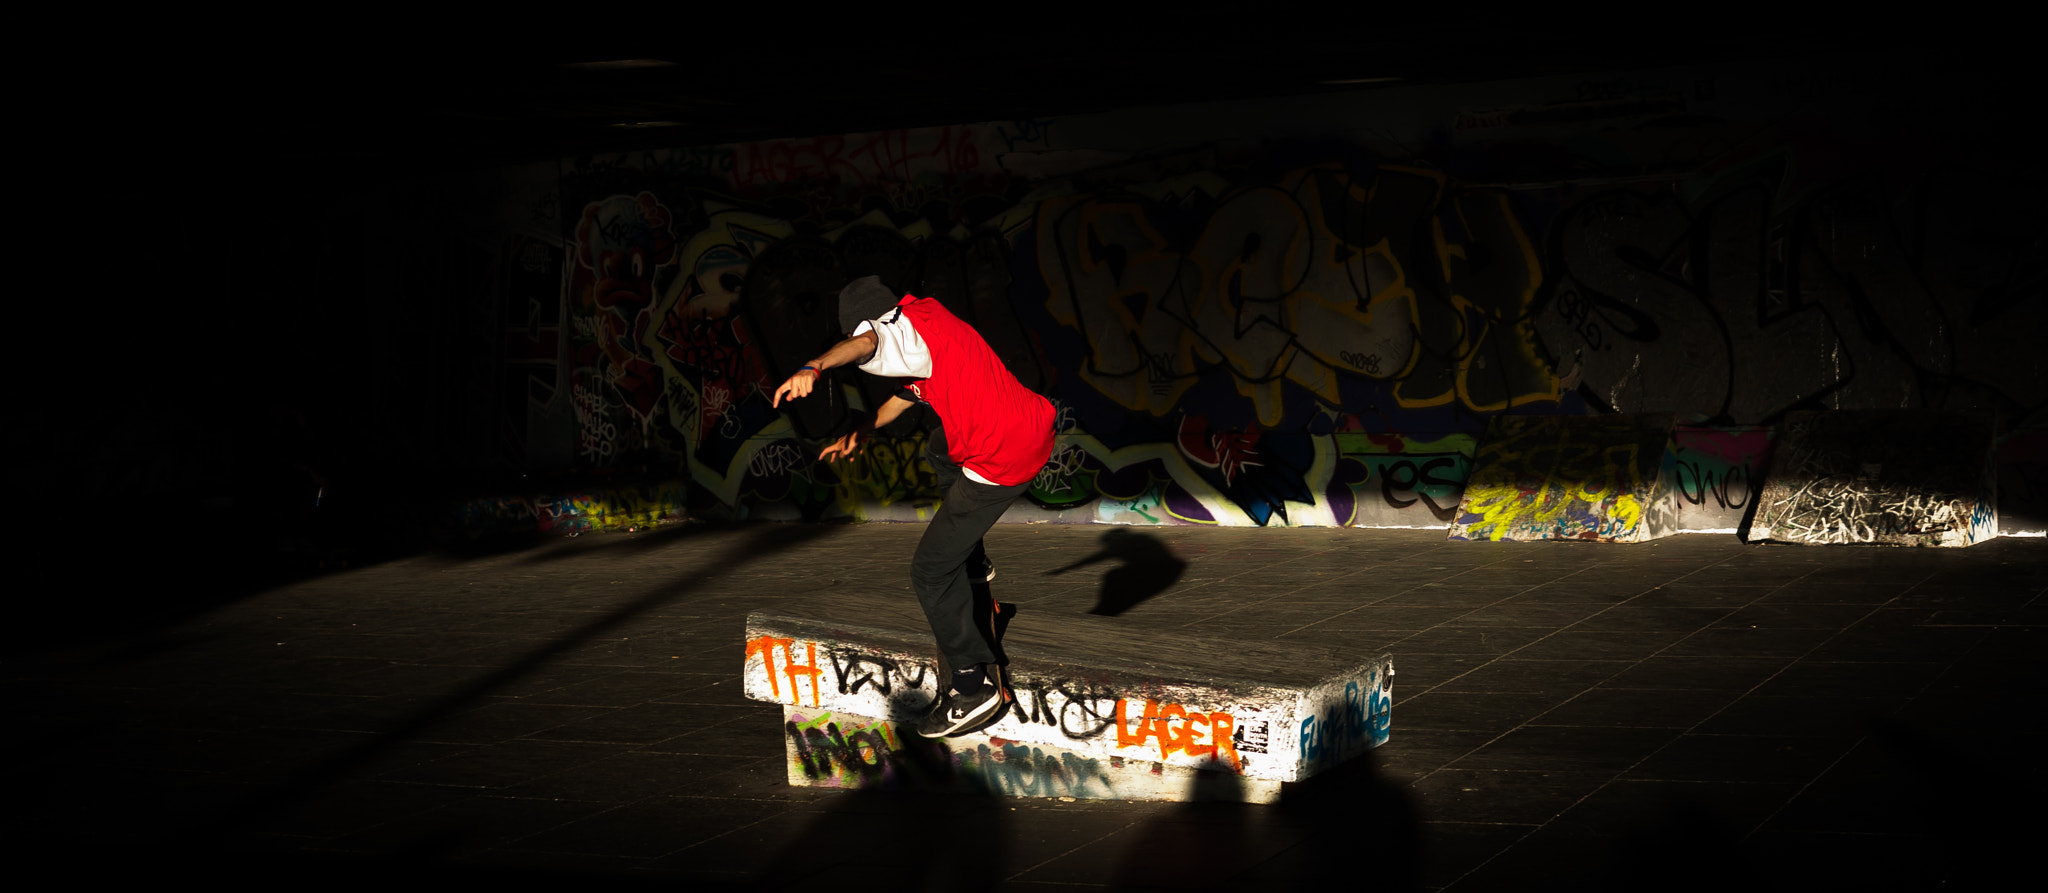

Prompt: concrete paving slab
xmin=7 ymin=523 xmax=2042 ymax=890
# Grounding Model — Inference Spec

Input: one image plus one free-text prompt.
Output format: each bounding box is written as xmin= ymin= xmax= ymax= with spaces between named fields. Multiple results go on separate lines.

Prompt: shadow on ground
xmin=1046 ymin=529 xmax=1187 ymax=616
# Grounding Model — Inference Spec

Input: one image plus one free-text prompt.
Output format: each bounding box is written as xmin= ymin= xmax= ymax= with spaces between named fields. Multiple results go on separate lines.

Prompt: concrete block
xmin=1448 ymin=414 xmax=1675 ymax=542
xmin=1644 ymin=426 xmax=1774 ymax=535
xmin=779 ymin=705 xmax=1288 ymax=802
xmin=743 ymin=608 xmax=1391 ymax=801
xmin=435 ymin=478 xmax=688 ymax=538
xmin=1750 ymin=410 xmax=1998 ymax=546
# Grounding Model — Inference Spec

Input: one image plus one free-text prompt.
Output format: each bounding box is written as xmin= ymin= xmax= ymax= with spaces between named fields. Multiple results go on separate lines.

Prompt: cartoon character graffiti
xmin=653 ymin=210 xmax=793 ymax=447
xmin=573 ymin=192 xmax=679 ymax=425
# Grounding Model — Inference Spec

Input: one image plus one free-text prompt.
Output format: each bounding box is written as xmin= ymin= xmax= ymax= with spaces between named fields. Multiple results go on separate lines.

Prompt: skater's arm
xmin=871 ymin=393 xmax=915 ymax=429
xmin=819 ymin=395 xmax=916 ymax=462
xmin=772 ymin=330 xmax=879 ymax=407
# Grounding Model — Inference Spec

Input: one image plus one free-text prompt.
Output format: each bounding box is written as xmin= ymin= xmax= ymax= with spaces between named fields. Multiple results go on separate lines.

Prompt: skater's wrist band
xmin=799 ymin=365 xmax=817 ymax=374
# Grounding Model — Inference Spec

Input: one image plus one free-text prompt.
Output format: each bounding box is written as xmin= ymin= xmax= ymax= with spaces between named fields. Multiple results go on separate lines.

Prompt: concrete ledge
xmin=1752 ymin=410 xmax=1998 ymax=546
xmin=743 ymin=604 xmax=1391 ymax=799
xmin=434 ymin=479 xmax=687 ymax=538
xmin=779 ymin=705 xmax=1290 ymax=802
xmin=1449 ymin=414 xmax=1675 ymax=542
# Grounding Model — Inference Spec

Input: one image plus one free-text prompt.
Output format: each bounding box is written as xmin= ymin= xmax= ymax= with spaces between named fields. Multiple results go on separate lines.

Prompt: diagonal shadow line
xmin=215 ymin=521 xmax=845 ymax=835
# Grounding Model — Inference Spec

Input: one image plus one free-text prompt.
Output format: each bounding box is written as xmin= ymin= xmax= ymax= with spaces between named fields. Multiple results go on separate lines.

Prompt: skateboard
xmin=966 ymin=574 xmax=1018 ymax=732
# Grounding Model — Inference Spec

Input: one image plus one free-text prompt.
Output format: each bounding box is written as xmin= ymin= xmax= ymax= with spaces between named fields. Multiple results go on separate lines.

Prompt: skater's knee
xmin=909 ymin=559 xmax=957 ymax=590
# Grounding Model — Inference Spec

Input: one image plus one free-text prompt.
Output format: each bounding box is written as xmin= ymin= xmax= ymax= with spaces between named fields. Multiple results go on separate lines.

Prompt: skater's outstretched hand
xmin=819 ymin=428 xmax=867 ymax=462
xmin=818 ymin=393 xmax=916 ymax=463
xmin=771 ymin=367 xmax=820 ymax=407
xmin=772 ymin=331 xmax=880 ymax=408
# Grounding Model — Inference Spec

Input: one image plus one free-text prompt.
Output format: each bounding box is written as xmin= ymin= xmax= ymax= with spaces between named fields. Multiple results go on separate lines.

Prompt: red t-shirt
xmin=864 ymin=295 xmax=1053 ymax=487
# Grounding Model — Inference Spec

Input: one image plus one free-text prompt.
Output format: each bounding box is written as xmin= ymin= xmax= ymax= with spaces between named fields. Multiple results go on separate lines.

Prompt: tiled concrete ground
xmin=9 ymin=523 xmax=2043 ymax=890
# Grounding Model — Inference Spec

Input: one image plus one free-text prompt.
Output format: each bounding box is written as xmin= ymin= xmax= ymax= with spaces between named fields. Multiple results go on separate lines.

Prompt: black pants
xmin=912 ymin=430 xmax=1032 ymax=674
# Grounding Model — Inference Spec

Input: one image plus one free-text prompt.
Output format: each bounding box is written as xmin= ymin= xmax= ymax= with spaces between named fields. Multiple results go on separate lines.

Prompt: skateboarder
xmin=772 ymin=276 xmax=1054 ymax=738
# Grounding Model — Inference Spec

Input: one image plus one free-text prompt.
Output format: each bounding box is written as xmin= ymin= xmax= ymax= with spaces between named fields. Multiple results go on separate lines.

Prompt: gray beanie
xmin=838 ymin=276 xmax=902 ymax=335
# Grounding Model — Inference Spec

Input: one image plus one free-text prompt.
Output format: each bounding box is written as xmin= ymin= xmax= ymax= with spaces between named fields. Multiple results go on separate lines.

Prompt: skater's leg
xmin=926 ymin=430 xmax=993 ymax=584
xmin=912 ymin=472 xmax=1027 ymax=677
xmin=910 ymin=470 xmax=1030 ymax=738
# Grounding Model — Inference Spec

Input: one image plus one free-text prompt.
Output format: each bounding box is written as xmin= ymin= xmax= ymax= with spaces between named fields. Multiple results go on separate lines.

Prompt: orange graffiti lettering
xmin=745 ymin=635 xmax=793 ymax=700
xmin=1115 ymin=697 xmax=1241 ymax=771
xmin=1184 ymin=712 xmax=1212 ymax=759
xmin=787 ymin=641 xmax=824 ymax=708
xmin=745 ymin=635 xmax=824 ymax=707
xmin=1211 ymin=713 xmax=1238 ymax=769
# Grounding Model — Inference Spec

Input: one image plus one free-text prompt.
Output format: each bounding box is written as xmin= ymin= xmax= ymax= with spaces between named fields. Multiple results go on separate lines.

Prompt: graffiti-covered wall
xmin=478 ymin=58 xmax=2045 ymax=530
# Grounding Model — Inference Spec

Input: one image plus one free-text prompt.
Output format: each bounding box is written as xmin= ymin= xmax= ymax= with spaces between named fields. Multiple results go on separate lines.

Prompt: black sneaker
xmin=973 ymin=556 xmax=996 ymax=583
xmin=918 ymin=682 xmax=1005 ymax=738
xmin=960 ymin=664 xmax=1016 ymax=737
